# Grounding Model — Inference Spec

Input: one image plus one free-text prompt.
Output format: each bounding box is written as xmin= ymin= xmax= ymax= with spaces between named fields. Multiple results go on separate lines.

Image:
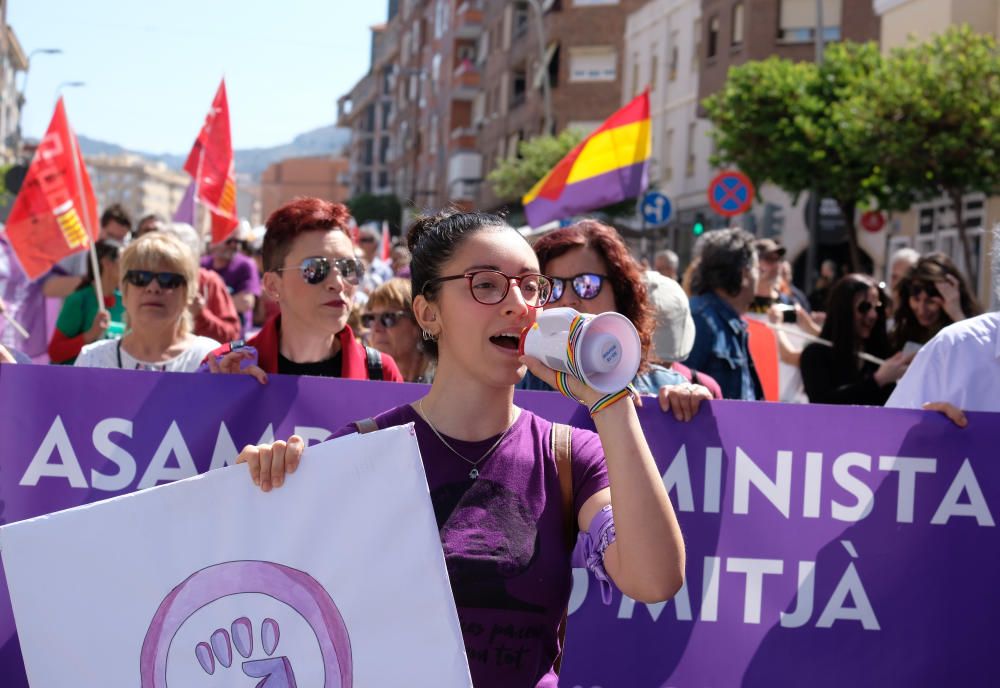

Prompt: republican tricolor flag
xmin=3 ymin=98 xmax=99 ymax=280
xmin=522 ymin=91 xmax=651 ymax=228
xmin=184 ymin=79 xmax=238 ymax=244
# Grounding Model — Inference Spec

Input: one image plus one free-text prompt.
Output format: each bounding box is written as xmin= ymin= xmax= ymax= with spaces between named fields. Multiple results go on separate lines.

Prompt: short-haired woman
xmin=226 ymin=197 xmax=402 ymax=381
xmin=363 ymin=277 xmax=434 ymax=383
xmin=74 ymin=233 xmax=219 ymax=372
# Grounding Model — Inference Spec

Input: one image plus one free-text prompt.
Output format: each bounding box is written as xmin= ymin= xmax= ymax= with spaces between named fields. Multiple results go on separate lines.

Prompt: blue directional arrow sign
xmin=641 ymin=191 xmax=672 ymax=226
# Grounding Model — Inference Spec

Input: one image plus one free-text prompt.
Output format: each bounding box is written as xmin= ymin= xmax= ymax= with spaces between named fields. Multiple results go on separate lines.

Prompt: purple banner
xmin=1 ymin=364 xmax=997 ymax=687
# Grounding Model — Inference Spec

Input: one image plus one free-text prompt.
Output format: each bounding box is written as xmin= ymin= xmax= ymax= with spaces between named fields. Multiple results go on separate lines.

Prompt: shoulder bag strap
xmin=550 ymin=422 xmax=574 ymax=675
xmin=364 ymin=345 xmax=384 ymax=381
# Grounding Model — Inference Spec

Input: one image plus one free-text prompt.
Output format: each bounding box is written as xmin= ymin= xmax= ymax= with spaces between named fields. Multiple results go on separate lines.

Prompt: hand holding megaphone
xmin=519 ymin=307 xmax=642 ymax=394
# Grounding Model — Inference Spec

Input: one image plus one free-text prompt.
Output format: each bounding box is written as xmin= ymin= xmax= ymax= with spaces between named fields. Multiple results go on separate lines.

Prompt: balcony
xmin=452 ymin=61 xmax=481 ymax=101
xmin=455 ymin=1 xmax=484 ymax=40
xmin=447 ymin=152 xmax=482 ymax=201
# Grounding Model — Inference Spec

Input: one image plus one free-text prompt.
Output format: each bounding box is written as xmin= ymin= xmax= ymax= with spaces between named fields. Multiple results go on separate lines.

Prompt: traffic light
xmin=692 ymin=213 xmax=706 ymax=236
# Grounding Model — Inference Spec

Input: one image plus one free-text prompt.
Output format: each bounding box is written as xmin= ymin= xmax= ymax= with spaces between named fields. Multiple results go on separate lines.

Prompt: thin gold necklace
xmin=417 ymin=399 xmax=515 ymax=479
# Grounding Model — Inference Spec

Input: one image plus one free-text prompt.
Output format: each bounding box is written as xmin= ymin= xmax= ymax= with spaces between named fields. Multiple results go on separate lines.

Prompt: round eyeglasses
xmin=273 ymin=256 xmax=364 ymax=286
xmin=424 ymin=270 xmax=552 ymax=308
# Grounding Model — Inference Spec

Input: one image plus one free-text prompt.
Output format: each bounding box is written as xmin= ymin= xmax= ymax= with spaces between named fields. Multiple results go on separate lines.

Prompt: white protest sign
xmin=1 ymin=424 xmax=471 ymax=687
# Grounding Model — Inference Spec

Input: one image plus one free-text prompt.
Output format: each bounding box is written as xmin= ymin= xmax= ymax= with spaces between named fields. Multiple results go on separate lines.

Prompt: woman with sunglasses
xmin=363 ymin=278 xmax=434 ymax=383
xmin=223 ymin=198 xmax=402 ymax=381
xmin=74 ymin=233 xmax=220 ymax=372
xmin=522 ymin=219 xmax=711 ymax=420
xmin=890 ymin=252 xmax=980 ymax=354
xmin=236 ymin=210 xmax=685 ymax=687
xmin=800 ymin=274 xmax=910 ymax=405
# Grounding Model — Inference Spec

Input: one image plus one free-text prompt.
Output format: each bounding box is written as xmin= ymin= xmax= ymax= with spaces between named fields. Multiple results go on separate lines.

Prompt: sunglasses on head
xmin=123 ymin=270 xmax=187 ymax=290
xmin=274 ymin=256 xmax=363 ymax=285
xmin=361 ymin=310 xmax=410 ymax=329
xmin=857 ymin=300 xmax=884 ymax=315
xmin=909 ymin=283 xmax=940 ymax=300
xmin=549 ymin=273 xmax=607 ymax=302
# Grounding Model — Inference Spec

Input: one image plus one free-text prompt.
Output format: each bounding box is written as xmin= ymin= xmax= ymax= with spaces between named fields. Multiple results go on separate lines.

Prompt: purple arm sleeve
xmin=572 ymin=503 xmax=617 ymax=605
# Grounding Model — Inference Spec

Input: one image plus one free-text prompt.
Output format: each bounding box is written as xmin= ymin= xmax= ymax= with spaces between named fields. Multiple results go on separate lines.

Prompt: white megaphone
xmin=519 ymin=307 xmax=642 ymax=394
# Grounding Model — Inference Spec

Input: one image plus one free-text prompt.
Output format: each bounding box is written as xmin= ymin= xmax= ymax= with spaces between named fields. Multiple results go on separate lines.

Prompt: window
xmin=569 ymin=47 xmax=616 ymax=82
xmin=692 ymin=19 xmax=701 ymax=72
xmin=513 ymin=1 xmax=530 ymax=40
xmin=650 ymin=53 xmax=658 ymax=93
xmin=378 ymin=171 xmax=389 ymax=189
xmin=379 ymin=136 xmax=390 ymax=164
xmin=632 ymin=57 xmax=640 ymax=97
xmin=732 ymin=3 xmax=744 ymax=45
xmin=707 ymin=16 xmax=719 ymax=59
xmin=511 ymin=66 xmax=527 ymax=108
xmin=670 ymin=30 xmax=680 ymax=81
xmin=686 ymin=122 xmax=697 ymax=177
xmin=663 ymin=128 xmax=674 ymax=182
xmin=381 ymin=102 xmax=392 ymax=128
xmin=779 ymin=0 xmax=842 ymax=43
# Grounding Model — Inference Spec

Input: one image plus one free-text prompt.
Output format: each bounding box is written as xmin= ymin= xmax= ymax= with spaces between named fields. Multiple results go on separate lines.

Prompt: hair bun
xmin=406 ymin=209 xmax=458 ymax=252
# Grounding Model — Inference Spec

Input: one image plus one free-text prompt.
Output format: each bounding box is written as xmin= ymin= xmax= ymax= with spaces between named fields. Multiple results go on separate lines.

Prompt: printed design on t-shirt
xmin=432 ymin=478 xmax=543 ymax=613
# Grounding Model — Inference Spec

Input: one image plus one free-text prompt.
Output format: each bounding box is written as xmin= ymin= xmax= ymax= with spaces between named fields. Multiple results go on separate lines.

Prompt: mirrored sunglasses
xmin=361 ymin=310 xmax=410 ymax=329
xmin=123 ymin=270 xmax=187 ymax=290
xmin=275 ymin=256 xmax=363 ymax=286
xmin=549 ymin=273 xmax=607 ymax=302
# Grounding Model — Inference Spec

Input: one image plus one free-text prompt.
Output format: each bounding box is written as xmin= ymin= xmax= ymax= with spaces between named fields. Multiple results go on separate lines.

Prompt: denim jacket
xmin=684 ymin=292 xmax=763 ymax=400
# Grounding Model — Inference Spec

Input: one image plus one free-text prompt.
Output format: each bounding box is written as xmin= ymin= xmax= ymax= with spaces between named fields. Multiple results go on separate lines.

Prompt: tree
xmin=487 ymin=129 xmax=584 ymax=201
xmin=854 ymin=25 xmax=1000 ymax=286
xmin=486 ymin=128 xmax=639 ymax=222
xmin=704 ymin=43 xmax=888 ymax=273
xmin=346 ymin=193 xmax=403 ymax=230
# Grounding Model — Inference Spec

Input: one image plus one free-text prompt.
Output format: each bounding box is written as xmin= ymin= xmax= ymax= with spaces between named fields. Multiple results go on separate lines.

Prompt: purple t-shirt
xmin=333 ymin=404 xmax=609 ymax=688
xmin=201 ymin=252 xmax=260 ymax=333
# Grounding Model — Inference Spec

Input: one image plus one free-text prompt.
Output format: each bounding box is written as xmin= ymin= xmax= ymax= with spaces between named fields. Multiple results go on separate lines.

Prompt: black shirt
xmin=277 ymin=350 xmax=343 ymax=377
xmin=800 ymin=343 xmax=893 ymax=406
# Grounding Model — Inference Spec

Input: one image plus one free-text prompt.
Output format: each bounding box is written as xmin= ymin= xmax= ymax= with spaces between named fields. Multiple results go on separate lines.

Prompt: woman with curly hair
xmin=890 ymin=252 xmax=980 ymax=353
xmin=521 ymin=219 xmax=711 ymax=419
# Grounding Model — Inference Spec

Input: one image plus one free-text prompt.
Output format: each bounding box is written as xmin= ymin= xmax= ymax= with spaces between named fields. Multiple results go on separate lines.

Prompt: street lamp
xmin=15 ymin=48 xmax=63 ymax=155
xmin=55 ymin=80 xmax=86 ymax=101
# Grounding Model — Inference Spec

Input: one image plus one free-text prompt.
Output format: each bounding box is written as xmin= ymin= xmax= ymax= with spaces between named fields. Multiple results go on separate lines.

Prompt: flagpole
xmin=62 ymin=98 xmax=106 ymax=311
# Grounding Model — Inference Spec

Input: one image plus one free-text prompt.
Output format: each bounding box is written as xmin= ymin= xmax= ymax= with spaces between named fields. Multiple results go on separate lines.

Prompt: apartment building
xmin=259 ymin=156 xmax=351 ymax=219
xmin=474 ymin=0 xmax=647 ymax=213
xmin=337 ymin=16 xmax=399 ymax=198
xmin=86 ymin=154 xmax=189 ymax=225
xmin=0 ymin=17 xmax=27 ymax=164
xmin=623 ymin=0 xmax=711 ymax=261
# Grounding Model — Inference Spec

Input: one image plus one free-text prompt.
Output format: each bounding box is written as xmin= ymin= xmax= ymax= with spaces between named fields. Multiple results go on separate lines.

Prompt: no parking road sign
xmin=708 ymin=170 xmax=754 ymax=217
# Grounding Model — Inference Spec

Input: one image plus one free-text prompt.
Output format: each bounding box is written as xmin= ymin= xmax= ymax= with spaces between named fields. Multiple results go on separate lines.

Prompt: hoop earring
xmin=422 ymin=329 xmax=438 ymax=342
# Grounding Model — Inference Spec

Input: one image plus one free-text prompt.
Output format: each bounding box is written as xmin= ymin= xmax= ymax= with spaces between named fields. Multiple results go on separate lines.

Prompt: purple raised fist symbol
xmin=195 ymin=617 xmax=297 ymax=687
xmin=140 ymin=561 xmax=352 ymax=687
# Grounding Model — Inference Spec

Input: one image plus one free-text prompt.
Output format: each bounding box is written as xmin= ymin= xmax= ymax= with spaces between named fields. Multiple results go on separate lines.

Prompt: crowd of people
xmin=0 ymin=198 xmax=997 ymax=686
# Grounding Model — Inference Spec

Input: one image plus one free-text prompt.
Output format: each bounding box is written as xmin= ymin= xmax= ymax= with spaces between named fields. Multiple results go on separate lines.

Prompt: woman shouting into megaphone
xmin=237 ymin=210 xmax=686 ymax=688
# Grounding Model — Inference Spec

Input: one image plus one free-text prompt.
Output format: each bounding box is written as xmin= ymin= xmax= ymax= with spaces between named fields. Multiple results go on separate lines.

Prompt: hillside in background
xmin=77 ymin=124 xmax=351 ymax=180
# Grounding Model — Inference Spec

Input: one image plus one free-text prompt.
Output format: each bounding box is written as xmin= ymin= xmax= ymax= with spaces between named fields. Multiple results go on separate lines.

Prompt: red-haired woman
xmin=211 ymin=198 xmax=402 ymax=381
xmin=523 ymin=219 xmax=712 ymax=420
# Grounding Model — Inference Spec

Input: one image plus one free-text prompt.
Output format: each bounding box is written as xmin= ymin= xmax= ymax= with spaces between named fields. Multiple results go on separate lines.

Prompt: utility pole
xmin=526 ymin=0 xmax=553 ymax=135
xmin=805 ymin=0 xmax=826 ymax=292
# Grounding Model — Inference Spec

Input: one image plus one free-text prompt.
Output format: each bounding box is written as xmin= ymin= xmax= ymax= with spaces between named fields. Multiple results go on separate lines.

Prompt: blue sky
xmin=9 ymin=1 xmax=388 ymax=154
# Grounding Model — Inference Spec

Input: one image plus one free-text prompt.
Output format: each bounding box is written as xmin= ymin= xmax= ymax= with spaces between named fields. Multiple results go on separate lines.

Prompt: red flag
xmin=184 ymin=79 xmax=238 ymax=244
xmin=380 ymin=221 xmax=391 ymax=262
xmin=4 ymin=98 xmax=98 ymax=280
